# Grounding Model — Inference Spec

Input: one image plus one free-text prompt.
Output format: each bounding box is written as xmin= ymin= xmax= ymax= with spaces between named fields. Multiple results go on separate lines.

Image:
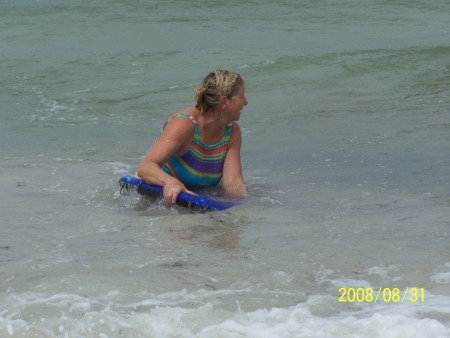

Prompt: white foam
xmin=1 ymin=291 xmax=449 ymax=338
xmin=431 ymin=272 xmax=450 ymax=285
xmin=198 ymin=307 xmax=449 ymax=338
xmin=431 ymin=263 xmax=450 ymax=285
xmin=261 ymin=196 xmax=283 ymax=205
xmin=107 ymin=162 xmax=133 ymax=175
xmin=366 ymin=265 xmax=399 ymax=278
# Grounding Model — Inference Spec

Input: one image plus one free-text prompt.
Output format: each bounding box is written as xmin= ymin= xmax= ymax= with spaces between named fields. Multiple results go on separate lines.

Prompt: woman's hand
xmin=163 ymin=180 xmax=196 ymax=204
xmin=224 ymin=183 xmax=249 ymax=198
xmin=163 ymin=180 xmax=186 ymax=204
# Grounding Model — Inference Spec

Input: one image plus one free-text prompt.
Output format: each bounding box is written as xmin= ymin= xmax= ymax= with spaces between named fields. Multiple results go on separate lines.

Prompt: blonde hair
xmin=195 ymin=70 xmax=244 ymax=113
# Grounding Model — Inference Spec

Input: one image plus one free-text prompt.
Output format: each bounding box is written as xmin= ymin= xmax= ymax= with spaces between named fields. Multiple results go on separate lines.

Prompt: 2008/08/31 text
xmin=338 ymin=287 xmax=425 ymax=303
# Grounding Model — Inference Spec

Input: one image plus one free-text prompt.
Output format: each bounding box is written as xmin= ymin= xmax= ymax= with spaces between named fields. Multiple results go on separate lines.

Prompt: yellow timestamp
xmin=338 ymin=287 xmax=425 ymax=303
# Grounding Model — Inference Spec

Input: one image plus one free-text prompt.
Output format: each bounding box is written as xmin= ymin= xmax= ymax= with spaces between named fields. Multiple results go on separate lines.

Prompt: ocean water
xmin=1 ymin=0 xmax=450 ymax=337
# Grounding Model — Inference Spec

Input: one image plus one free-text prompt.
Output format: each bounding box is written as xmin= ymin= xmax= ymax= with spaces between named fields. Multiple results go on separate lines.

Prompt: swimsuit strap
xmin=162 ymin=112 xmax=195 ymax=130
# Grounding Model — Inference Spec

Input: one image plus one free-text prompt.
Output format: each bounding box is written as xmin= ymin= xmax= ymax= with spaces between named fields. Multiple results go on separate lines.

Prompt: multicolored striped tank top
xmin=162 ymin=113 xmax=232 ymax=187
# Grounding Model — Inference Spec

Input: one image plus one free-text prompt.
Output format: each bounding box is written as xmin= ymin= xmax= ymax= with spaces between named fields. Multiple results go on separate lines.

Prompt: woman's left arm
xmin=222 ymin=122 xmax=248 ymax=197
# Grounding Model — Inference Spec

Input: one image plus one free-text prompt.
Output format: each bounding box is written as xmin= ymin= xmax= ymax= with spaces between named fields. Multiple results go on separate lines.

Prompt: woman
xmin=137 ymin=69 xmax=248 ymax=204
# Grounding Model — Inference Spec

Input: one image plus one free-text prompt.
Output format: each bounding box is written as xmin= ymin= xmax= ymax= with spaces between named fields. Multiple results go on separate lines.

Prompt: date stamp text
xmin=338 ymin=287 xmax=425 ymax=303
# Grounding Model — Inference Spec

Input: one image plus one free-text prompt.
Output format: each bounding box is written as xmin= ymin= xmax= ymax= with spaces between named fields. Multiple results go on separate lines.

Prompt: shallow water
xmin=1 ymin=1 xmax=450 ymax=337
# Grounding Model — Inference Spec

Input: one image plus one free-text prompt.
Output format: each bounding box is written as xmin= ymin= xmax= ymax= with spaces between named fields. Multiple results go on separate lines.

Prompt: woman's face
xmin=226 ymin=85 xmax=248 ymax=121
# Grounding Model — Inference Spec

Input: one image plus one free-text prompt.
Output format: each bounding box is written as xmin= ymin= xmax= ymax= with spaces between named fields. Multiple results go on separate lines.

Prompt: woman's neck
xmin=192 ymin=106 xmax=228 ymax=143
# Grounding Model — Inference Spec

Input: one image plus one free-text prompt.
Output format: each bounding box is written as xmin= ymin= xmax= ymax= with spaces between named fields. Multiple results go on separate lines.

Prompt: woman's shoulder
xmin=163 ymin=108 xmax=197 ymax=127
xmin=167 ymin=111 xmax=195 ymax=123
xmin=162 ymin=110 xmax=196 ymax=138
xmin=230 ymin=121 xmax=241 ymax=132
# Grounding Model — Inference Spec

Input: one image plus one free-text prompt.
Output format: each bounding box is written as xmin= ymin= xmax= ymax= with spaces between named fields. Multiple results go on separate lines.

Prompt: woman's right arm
xmin=221 ymin=122 xmax=248 ymax=197
xmin=137 ymin=117 xmax=194 ymax=203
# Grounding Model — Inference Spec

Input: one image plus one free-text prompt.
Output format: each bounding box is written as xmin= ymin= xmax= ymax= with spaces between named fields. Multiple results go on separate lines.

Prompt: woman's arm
xmin=222 ymin=122 xmax=248 ymax=197
xmin=137 ymin=116 xmax=194 ymax=203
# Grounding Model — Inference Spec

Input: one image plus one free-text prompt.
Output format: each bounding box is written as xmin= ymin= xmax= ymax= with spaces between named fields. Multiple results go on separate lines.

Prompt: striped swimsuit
xmin=162 ymin=113 xmax=232 ymax=187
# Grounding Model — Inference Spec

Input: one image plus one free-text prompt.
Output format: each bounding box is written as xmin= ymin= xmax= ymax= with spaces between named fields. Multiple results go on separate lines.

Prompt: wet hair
xmin=195 ymin=69 xmax=244 ymax=113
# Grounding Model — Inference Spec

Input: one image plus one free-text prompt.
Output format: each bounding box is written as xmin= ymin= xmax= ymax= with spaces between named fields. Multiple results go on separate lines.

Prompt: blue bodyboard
xmin=119 ymin=176 xmax=243 ymax=211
